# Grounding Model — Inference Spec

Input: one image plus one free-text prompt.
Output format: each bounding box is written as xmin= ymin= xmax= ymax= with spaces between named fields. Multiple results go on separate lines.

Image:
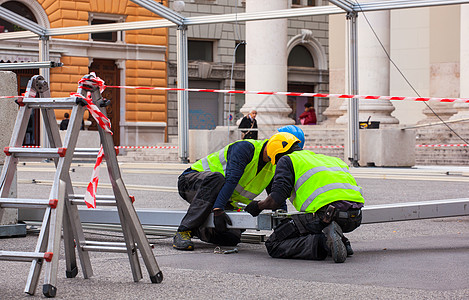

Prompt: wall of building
xmin=328 ymin=5 xmax=463 ymax=126
xmin=167 ymin=0 xmax=329 ymax=142
xmin=1 ymin=0 xmax=168 ymax=145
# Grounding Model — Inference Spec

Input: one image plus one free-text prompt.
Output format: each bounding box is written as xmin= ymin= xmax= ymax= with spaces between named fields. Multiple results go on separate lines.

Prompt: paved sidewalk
xmin=1 ymin=162 xmax=469 ymax=299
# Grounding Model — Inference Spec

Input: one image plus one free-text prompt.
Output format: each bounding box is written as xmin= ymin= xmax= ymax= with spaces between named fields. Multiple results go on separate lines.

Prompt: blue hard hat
xmin=277 ymin=125 xmax=305 ymax=149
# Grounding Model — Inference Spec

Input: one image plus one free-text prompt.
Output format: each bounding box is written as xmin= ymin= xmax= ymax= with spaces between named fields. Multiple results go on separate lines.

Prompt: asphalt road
xmin=1 ymin=162 xmax=469 ymax=299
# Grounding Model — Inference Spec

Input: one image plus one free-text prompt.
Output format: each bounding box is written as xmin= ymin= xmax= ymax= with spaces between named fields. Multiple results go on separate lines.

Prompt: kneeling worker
xmin=173 ymin=137 xmax=275 ymax=250
xmin=245 ymin=132 xmax=364 ymax=263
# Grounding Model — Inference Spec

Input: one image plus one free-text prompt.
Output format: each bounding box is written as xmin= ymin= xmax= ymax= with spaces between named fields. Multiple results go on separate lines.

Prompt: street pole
xmin=347 ymin=11 xmax=360 ymax=167
xmin=177 ymin=25 xmax=189 ymax=163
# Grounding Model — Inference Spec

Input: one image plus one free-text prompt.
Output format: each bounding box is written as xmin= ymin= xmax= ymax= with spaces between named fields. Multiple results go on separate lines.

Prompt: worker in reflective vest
xmin=245 ymin=132 xmax=364 ymax=263
xmin=173 ymin=138 xmax=275 ymax=251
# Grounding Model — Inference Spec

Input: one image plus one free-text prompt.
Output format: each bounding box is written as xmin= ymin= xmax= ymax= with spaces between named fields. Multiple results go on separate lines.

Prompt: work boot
xmin=173 ymin=231 xmax=194 ymax=251
xmin=343 ymin=239 xmax=354 ymax=256
xmin=323 ymin=221 xmax=347 ymax=263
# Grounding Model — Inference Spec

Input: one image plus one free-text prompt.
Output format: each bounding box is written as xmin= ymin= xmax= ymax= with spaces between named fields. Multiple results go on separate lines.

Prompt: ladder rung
xmin=20 ymin=97 xmax=80 ymax=108
xmin=0 ymin=198 xmax=58 ymax=209
xmin=74 ymin=148 xmax=120 ymax=157
xmin=71 ymin=200 xmax=117 ymax=206
xmin=70 ymin=194 xmax=116 ymax=200
xmin=85 ymin=240 xmax=154 ymax=248
xmin=4 ymin=147 xmax=67 ymax=158
xmin=81 ymin=245 xmax=129 ymax=253
xmin=0 ymin=251 xmax=53 ymax=262
xmin=70 ymin=194 xmax=135 ymax=203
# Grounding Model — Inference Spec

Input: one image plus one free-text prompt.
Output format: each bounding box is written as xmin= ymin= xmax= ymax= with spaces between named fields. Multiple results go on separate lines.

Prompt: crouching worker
xmin=244 ymin=132 xmax=364 ymax=263
xmin=173 ymin=138 xmax=275 ymax=251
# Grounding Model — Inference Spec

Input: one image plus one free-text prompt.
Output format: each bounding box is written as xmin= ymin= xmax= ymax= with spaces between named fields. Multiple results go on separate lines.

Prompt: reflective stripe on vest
xmin=235 ymin=184 xmax=258 ymax=200
xmin=288 ymin=151 xmax=364 ymax=213
xmin=290 ymin=166 xmax=351 ymax=202
xmin=299 ymin=183 xmax=363 ymax=212
xmin=199 ymin=149 xmax=228 ymax=173
xmin=219 ymin=149 xmax=227 ymax=173
xmin=294 ymin=166 xmax=350 ymax=191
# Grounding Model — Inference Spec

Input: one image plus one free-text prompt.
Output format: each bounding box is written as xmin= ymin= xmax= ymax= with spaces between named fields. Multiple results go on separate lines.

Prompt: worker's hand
xmin=245 ymin=201 xmax=263 ymax=217
xmin=213 ymin=209 xmax=232 ymax=233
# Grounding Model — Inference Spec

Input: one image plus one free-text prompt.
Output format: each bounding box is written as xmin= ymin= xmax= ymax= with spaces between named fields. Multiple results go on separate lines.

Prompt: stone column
xmin=323 ymin=14 xmax=347 ymax=125
xmin=0 ymin=71 xmax=19 ymax=229
xmin=421 ymin=6 xmax=458 ymax=123
xmin=451 ymin=4 xmax=469 ymax=120
xmin=336 ymin=7 xmax=399 ymax=125
xmin=243 ymin=0 xmax=294 ymax=136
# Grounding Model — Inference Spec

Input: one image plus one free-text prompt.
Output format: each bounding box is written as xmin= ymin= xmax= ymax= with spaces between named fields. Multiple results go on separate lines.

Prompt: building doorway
xmin=89 ymin=59 xmax=120 ymax=146
xmin=287 ymin=84 xmax=315 ymax=125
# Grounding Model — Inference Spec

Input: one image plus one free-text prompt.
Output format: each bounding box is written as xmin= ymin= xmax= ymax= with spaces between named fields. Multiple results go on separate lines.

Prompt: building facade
xmin=166 ymin=0 xmax=330 ymax=142
xmin=0 ymin=0 xmax=168 ymax=146
xmin=326 ymin=3 xmax=467 ymax=127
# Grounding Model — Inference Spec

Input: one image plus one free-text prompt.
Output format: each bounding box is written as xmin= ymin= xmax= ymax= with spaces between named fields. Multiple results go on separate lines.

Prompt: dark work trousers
xmin=265 ymin=206 xmax=362 ymax=260
xmin=177 ymin=171 xmax=243 ymax=246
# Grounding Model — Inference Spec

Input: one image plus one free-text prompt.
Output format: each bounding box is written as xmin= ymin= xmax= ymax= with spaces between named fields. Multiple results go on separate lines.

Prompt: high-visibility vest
xmin=287 ymin=150 xmax=364 ymax=213
xmin=191 ymin=139 xmax=275 ymax=207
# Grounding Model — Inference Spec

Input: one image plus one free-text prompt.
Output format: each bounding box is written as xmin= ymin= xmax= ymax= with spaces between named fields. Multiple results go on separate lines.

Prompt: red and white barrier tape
xmin=20 ymin=144 xmax=469 ymax=149
xmin=103 ymin=85 xmax=469 ymax=103
xmin=416 ymin=144 xmax=469 ymax=148
xmin=3 ymin=85 xmax=469 ymax=103
xmin=70 ymin=92 xmax=112 ymax=135
xmin=118 ymin=145 xmax=178 ymax=149
xmin=304 ymin=145 xmax=345 ymax=149
xmin=78 ymin=73 xmax=106 ymax=93
xmin=84 ymin=146 xmax=104 ymax=209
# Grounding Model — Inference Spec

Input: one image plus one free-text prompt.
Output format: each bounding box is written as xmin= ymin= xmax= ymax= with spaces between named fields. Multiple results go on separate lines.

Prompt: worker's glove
xmin=213 ymin=210 xmax=232 ymax=233
xmin=245 ymin=201 xmax=263 ymax=217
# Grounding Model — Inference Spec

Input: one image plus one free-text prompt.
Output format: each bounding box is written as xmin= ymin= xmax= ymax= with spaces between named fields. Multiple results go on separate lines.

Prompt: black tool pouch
xmin=291 ymin=213 xmax=315 ymax=235
xmin=273 ymin=219 xmax=300 ymax=241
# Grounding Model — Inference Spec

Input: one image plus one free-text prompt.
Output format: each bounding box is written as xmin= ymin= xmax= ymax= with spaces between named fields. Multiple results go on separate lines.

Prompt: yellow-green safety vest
xmin=287 ymin=150 xmax=364 ymax=213
xmin=191 ymin=139 xmax=275 ymax=207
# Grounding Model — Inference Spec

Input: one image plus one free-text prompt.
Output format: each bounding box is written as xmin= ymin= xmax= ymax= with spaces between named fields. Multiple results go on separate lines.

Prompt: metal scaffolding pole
xmin=347 ymin=11 xmax=360 ymax=167
xmin=130 ymin=0 xmax=184 ymax=25
xmin=177 ymin=25 xmax=189 ymax=163
xmin=0 ymin=61 xmax=62 ymax=70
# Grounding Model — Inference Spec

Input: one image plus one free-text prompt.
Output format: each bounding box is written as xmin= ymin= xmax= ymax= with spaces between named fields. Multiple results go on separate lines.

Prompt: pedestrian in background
xmin=238 ymin=109 xmax=258 ymax=139
xmin=299 ymin=102 xmax=317 ymax=125
xmin=60 ymin=112 xmax=70 ymax=130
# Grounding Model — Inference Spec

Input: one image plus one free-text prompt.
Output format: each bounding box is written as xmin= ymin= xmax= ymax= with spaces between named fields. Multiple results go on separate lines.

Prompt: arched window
xmin=0 ymin=1 xmax=37 ymax=32
xmin=288 ymin=45 xmax=314 ymax=68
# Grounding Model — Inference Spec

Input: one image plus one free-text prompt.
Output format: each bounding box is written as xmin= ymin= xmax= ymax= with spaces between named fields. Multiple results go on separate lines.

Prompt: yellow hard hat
xmin=266 ymin=132 xmax=301 ymax=165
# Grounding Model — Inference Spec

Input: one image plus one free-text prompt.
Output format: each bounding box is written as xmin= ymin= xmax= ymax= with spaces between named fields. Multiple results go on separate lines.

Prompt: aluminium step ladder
xmin=0 ymin=74 xmax=162 ymax=298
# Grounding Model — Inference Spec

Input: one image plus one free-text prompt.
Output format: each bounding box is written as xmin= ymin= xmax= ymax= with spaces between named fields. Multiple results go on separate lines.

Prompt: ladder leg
xmin=63 ymin=206 xmax=78 ymax=278
xmin=116 ymin=201 xmax=143 ymax=282
xmin=24 ymin=208 xmax=52 ymax=295
xmin=64 ymin=198 xmax=93 ymax=278
xmin=42 ymin=180 xmax=66 ymax=298
xmin=46 ymin=103 xmax=94 ymax=279
xmin=115 ymin=179 xmax=163 ymax=283
xmin=86 ymin=76 xmax=162 ymax=283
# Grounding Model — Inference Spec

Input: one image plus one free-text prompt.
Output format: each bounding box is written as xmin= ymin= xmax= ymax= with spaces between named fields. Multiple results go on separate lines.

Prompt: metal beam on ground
xmin=19 ymin=198 xmax=469 ymax=231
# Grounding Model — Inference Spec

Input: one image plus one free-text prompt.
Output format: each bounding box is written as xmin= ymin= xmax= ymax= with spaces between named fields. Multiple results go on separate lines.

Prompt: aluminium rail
xmin=19 ymin=198 xmax=469 ymax=231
